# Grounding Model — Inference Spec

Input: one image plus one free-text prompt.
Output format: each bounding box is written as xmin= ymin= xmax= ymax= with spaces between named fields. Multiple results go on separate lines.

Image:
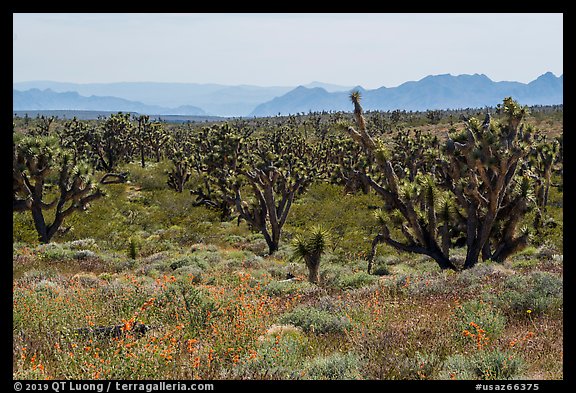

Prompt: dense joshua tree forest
xmin=13 ymin=97 xmax=563 ymax=380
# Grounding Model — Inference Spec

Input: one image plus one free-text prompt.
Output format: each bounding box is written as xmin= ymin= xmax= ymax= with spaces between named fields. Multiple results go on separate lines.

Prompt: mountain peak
xmin=535 ymin=71 xmax=557 ymax=80
xmin=303 ymin=81 xmax=354 ymax=92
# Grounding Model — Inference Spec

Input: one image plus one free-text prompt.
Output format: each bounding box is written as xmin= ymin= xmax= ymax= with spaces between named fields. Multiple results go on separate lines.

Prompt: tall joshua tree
xmin=93 ymin=113 xmax=134 ymax=172
xmin=134 ymin=115 xmax=171 ymax=167
xmin=233 ymin=127 xmax=323 ymax=254
xmin=13 ymin=134 xmax=105 ymax=243
xmin=180 ymin=123 xmax=323 ymax=254
xmin=345 ymin=93 xmax=541 ymax=270
xmin=437 ymin=99 xmax=538 ymax=267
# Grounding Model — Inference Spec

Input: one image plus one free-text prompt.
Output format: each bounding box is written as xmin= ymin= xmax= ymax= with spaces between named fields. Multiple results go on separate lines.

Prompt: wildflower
xmin=121 ymin=318 xmax=135 ymax=332
xmin=186 ymin=339 xmax=198 ymax=353
xmin=403 ymin=277 xmax=411 ymax=288
xmin=140 ymin=297 xmax=156 ymax=311
xmin=526 ymin=309 xmax=532 ymax=314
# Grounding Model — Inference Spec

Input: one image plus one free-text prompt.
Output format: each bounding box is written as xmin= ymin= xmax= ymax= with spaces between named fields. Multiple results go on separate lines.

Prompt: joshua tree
xmin=166 ymin=148 xmax=192 ymax=193
xmin=134 ymin=115 xmax=152 ymax=168
xmin=322 ymin=135 xmax=372 ymax=194
xmin=175 ymin=122 xmax=322 ymax=253
xmin=58 ymin=117 xmax=93 ymax=162
xmin=233 ymin=127 xmax=323 ymax=254
xmin=13 ymin=134 xmax=105 ymax=243
xmin=134 ymin=115 xmax=171 ymax=166
xmin=147 ymin=121 xmax=171 ymax=163
xmin=345 ymin=92 xmax=542 ymax=270
xmin=186 ymin=124 xmax=246 ymax=219
xmin=92 ymin=113 xmax=134 ymax=172
xmin=527 ymin=134 xmax=560 ymax=209
xmin=31 ymin=115 xmax=56 ymax=137
xmin=292 ymin=226 xmax=329 ymax=284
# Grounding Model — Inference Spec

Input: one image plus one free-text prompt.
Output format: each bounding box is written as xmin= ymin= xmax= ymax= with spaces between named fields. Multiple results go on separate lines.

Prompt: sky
xmin=13 ymin=13 xmax=563 ymax=89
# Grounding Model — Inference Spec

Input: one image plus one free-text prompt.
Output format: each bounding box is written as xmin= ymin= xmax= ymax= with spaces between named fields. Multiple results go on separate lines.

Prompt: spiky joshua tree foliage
xmin=13 ymin=134 xmax=105 ymax=243
xmin=233 ymin=127 xmax=324 ymax=254
xmin=345 ymin=93 xmax=545 ymax=270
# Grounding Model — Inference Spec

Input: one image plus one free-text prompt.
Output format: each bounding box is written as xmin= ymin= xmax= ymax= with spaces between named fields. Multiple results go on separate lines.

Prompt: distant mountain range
xmin=13 ymin=73 xmax=562 ymax=118
xmin=250 ymin=72 xmax=563 ymax=116
xmin=13 ymin=81 xmax=353 ymax=117
xmin=13 ymin=88 xmax=207 ymax=116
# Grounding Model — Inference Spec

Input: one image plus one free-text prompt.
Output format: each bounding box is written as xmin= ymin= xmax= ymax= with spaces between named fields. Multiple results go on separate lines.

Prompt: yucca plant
xmin=292 ymin=226 xmax=329 ymax=284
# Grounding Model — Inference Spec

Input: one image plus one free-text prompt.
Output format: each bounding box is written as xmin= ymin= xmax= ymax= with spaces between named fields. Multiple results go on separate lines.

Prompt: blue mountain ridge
xmin=13 ymin=88 xmax=206 ymax=116
xmin=250 ymin=73 xmax=563 ymax=117
xmin=13 ymin=73 xmax=562 ymax=118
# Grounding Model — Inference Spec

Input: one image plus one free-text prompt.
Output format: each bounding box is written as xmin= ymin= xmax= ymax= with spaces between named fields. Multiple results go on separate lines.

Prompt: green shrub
xmin=279 ymin=306 xmax=351 ymax=334
xmin=511 ymin=258 xmax=540 ymax=270
xmin=337 ymin=271 xmax=378 ymax=290
xmin=408 ymin=351 xmax=444 ymax=380
xmin=372 ymin=264 xmax=390 ymax=276
xmin=407 ymin=273 xmax=452 ymax=296
xmin=64 ymin=238 xmax=99 ymax=251
xmin=497 ymin=271 xmax=562 ymax=316
xmin=316 ymin=295 xmax=343 ymax=313
xmin=72 ymin=250 xmax=98 ymax=260
xmin=303 ymin=352 xmax=363 ymax=380
xmin=246 ymin=238 xmax=269 ymax=256
xmin=173 ymin=265 xmax=203 ymax=283
xmin=286 ymin=182 xmax=381 ymax=256
xmin=319 ymin=264 xmax=352 ymax=287
xmin=168 ymin=255 xmax=208 ymax=271
xmin=138 ymin=236 xmax=177 ymax=256
xmin=71 ymin=273 xmax=104 ymax=288
xmin=515 ymin=246 xmax=538 ymax=257
xmin=37 ymin=243 xmax=76 ymax=261
xmin=20 ymin=268 xmax=60 ymax=283
xmin=155 ymin=279 xmax=219 ymax=337
xmin=441 ymin=349 xmax=525 ymax=380
xmin=452 ymin=300 xmax=506 ymax=342
xmin=224 ymin=235 xmax=247 ymax=247
xmin=232 ymin=329 xmax=308 ymax=379
xmin=456 ymin=263 xmax=496 ymax=285
xmin=242 ymin=255 xmax=264 ymax=269
xmin=123 ymin=161 xmax=172 ymax=191
xmin=13 ymin=212 xmax=39 ymax=244
xmin=264 ymin=280 xmax=315 ymax=296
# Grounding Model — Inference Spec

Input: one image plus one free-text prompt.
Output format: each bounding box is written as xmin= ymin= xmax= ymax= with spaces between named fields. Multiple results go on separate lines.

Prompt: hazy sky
xmin=13 ymin=13 xmax=563 ymax=89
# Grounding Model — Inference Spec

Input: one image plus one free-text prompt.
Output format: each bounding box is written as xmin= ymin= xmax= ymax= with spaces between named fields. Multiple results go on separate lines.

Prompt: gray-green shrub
xmin=279 ymin=306 xmax=351 ymax=334
xmin=303 ymin=352 xmax=363 ymax=380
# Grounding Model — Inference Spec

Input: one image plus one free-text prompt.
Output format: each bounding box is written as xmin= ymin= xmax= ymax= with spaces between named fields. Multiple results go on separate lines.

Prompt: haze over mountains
xmin=13 ymin=73 xmax=562 ymax=118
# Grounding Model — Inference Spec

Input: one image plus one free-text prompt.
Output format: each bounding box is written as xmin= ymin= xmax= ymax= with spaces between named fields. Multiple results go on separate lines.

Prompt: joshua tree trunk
xmin=366 ymin=234 xmax=384 ymax=274
xmin=305 ymin=257 xmax=321 ymax=285
xmin=31 ymin=204 xmax=50 ymax=243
